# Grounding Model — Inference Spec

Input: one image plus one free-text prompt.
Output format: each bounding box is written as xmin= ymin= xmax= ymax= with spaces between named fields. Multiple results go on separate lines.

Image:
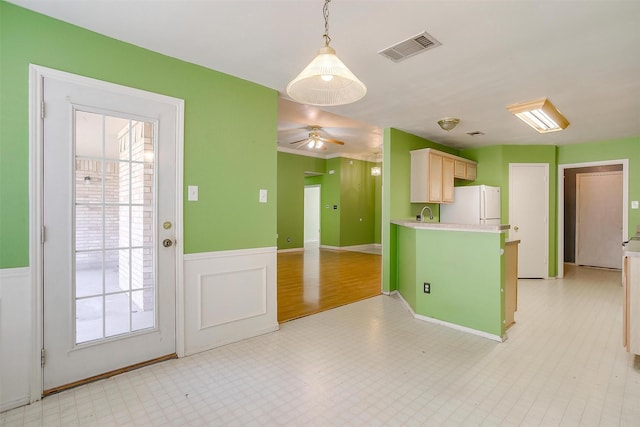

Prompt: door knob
xmin=162 ymin=238 xmax=174 ymax=248
xmin=513 ymin=226 xmax=519 ymax=231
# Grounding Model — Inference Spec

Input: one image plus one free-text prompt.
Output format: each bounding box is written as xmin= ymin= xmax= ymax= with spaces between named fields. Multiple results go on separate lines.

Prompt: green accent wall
xmin=397 ymin=226 xmax=505 ymax=337
xmin=382 ymin=128 xmax=462 ymax=292
xmin=339 ymin=158 xmax=379 ymax=247
xmin=0 ymin=2 xmax=278 ymax=268
xmin=276 ymin=152 xmax=325 ymax=250
xmin=277 ymin=152 xmax=380 ymax=250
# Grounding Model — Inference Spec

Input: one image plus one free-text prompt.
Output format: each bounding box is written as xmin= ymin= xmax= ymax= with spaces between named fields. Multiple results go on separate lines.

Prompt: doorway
xmin=304 ymin=185 xmax=321 ymax=246
xmin=557 ymin=160 xmax=628 ymax=278
xmin=31 ymin=66 xmax=184 ymax=395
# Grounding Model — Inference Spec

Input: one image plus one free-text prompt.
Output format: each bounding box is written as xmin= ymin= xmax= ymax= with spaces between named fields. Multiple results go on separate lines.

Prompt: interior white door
xmin=304 ymin=185 xmax=321 ymax=244
xmin=509 ymin=164 xmax=549 ymax=278
xmin=42 ymin=75 xmax=178 ymax=391
xmin=576 ymin=171 xmax=623 ymax=269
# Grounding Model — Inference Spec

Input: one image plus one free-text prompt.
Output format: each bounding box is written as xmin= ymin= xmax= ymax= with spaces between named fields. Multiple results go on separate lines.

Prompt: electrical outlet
xmin=423 ymin=282 xmax=431 ymax=294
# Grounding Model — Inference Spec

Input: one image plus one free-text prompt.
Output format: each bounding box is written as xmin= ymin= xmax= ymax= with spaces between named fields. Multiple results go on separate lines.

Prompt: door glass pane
xmin=74 ymin=110 xmax=156 ymax=345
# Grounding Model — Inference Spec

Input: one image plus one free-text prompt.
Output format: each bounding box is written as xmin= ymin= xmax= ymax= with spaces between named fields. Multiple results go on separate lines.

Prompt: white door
xmin=304 ymin=185 xmax=321 ymax=245
xmin=42 ymin=74 xmax=179 ymax=391
xmin=576 ymin=171 xmax=623 ymax=269
xmin=509 ymin=164 xmax=549 ymax=278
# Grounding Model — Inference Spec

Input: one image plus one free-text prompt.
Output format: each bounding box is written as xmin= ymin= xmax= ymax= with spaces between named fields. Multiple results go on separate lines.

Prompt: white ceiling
xmin=11 ymin=0 xmax=640 ymax=158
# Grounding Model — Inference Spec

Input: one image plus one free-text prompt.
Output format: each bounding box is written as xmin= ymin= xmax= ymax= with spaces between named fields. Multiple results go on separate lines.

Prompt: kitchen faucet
xmin=420 ymin=205 xmax=434 ymax=222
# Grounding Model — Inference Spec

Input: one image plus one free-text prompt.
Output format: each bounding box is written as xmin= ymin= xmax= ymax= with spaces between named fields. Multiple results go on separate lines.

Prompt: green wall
xmin=397 ymin=226 xmax=505 ymax=337
xmin=276 ymin=152 xmax=325 ymax=250
xmin=277 ymin=152 xmax=381 ymax=250
xmin=339 ymin=158 xmax=379 ymax=247
xmin=0 ymin=2 xmax=278 ymax=268
xmin=382 ymin=128 xmax=463 ymax=292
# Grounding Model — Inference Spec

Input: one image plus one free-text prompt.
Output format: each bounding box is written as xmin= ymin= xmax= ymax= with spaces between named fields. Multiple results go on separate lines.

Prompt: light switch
xmin=259 ymin=189 xmax=268 ymax=203
xmin=188 ymin=185 xmax=198 ymax=201
xmin=632 ymin=201 xmax=639 ymax=209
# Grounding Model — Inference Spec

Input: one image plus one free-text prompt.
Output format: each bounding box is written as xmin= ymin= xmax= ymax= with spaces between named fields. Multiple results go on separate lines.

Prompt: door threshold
xmin=43 ymin=353 xmax=177 ymax=397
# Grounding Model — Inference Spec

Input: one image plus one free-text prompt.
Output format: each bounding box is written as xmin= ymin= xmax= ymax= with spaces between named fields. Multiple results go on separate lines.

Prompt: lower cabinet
xmin=623 ymin=254 xmax=640 ymax=355
xmin=504 ymin=240 xmax=519 ymax=329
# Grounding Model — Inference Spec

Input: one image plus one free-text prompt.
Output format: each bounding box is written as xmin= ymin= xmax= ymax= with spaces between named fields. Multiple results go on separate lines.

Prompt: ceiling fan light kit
xmin=437 ymin=117 xmax=460 ymax=131
xmin=286 ymin=0 xmax=367 ymax=106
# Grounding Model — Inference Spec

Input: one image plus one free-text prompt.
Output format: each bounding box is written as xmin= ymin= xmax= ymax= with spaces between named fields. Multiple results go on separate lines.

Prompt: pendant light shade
xmin=286 ymin=0 xmax=366 ymax=106
xmin=287 ymin=46 xmax=367 ymax=106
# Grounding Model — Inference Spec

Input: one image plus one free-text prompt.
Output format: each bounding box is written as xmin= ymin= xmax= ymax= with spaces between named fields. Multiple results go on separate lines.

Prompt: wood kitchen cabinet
xmin=410 ymin=148 xmax=476 ymax=203
xmin=623 ymin=251 xmax=640 ymax=355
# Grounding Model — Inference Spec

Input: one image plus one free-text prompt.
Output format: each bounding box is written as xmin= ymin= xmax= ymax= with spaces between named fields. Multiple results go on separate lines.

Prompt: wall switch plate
xmin=188 ymin=185 xmax=198 ymax=201
xmin=632 ymin=201 xmax=639 ymax=209
xmin=259 ymin=189 xmax=267 ymax=203
xmin=423 ymin=282 xmax=431 ymax=294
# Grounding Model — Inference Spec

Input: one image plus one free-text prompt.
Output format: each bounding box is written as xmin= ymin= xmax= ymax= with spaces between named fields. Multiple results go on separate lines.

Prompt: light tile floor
xmin=2 ymin=265 xmax=639 ymax=426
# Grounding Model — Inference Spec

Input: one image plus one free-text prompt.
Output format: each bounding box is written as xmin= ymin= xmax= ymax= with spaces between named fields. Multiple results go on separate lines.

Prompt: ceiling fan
xmin=288 ymin=126 xmax=345 ymax=150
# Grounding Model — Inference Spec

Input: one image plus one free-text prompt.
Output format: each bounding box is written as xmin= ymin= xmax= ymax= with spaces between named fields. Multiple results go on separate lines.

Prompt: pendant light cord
xmin=323 ymin=0 xmax=331 ymax=46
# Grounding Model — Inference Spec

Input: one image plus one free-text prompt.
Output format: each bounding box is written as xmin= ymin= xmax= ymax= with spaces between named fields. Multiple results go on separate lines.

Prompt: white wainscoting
xmin=0 ymin=267 xmax=32 ymax=412
xmin=183 ymin=247 xmax=279 ymax=355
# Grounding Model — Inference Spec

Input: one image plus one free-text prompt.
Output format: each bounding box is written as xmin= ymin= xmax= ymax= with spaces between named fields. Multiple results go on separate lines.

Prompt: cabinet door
xmin=428 ymin=152 xmax=443 ymax=202
xmin=454 ymin=160 xmax=466 ymax=179
xmin=466 ymin=163 xmax=477 ymax=180
xmin=624 ymin=256 xmax=629 ymax=351
xmin=410 ymin=150 xmax=428 ymax=202
xmin=442 ymin=157 xmax=455 ymax=203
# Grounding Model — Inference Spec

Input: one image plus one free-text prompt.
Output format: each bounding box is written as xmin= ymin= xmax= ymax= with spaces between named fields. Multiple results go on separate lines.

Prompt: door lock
xmin=162 ymin=238 xmax=174 ymax=248
xmin=513 ymin=226 xmax=519 ymax=231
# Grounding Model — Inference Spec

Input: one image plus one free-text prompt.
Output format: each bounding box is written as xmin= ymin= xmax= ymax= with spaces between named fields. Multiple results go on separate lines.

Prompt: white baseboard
xmin=320 ymin=243 xmax=380 ymax=252
xmin=277 ymin=248 xmax=304 ymax=253
xmin=394 ymin=292 xmax=505 ymax=342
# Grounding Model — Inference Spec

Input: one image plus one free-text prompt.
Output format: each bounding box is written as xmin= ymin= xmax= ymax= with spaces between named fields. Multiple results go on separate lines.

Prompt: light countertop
xmin=624 ymin=239 xmax=640 ymax=256
xmin=391 ymin=219 xmax=510 ymax=233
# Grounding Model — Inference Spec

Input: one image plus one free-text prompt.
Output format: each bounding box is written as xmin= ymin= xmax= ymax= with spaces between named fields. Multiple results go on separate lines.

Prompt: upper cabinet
xmin=410 ymin=148 xmax=477 ymax=203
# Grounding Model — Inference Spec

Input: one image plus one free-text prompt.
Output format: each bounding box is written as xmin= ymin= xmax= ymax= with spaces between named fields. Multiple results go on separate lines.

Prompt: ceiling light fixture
xmin=286 ymin=0 xmax=367 ymax=106
xmin=437 ymin=117 xmax=460 ymax=131
xmin=506 ymin=97 xmax=569 ymax=133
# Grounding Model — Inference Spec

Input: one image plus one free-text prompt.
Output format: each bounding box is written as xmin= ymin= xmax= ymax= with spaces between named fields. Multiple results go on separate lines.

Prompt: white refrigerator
xmin=440 ymin=185 xmax=501 ymax=225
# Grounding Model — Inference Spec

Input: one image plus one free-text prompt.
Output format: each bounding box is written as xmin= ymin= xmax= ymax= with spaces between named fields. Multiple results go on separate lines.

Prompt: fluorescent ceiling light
xmin=506 ymin=98 xmax=569 ymax=133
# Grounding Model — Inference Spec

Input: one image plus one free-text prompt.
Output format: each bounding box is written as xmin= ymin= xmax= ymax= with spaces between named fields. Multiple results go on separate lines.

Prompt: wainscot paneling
xmin=183 ymin=247 xmax=278 ymax=355
xmin=0 ymin=267 xmax=32 ymax=412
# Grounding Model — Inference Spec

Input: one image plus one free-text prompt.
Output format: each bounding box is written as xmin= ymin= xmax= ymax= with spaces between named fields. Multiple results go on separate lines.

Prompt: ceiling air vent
xmin=378 ymin=31 xmax=441 ymax=63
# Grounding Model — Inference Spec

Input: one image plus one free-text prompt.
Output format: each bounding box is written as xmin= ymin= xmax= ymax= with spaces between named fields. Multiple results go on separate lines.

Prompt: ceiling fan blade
xmin=319 ymin=137 xmax=345 ymax=146
xmin=288 ymin=138 xmax=309 ymax=145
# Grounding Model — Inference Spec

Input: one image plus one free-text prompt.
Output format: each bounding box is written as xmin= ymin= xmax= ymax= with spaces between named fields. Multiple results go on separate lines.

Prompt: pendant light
xmin=286 ymin=0 xmax=367 ymax=106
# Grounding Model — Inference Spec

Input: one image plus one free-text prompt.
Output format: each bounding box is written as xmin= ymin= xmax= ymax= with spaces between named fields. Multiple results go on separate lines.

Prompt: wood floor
xmin=277 ymin=246 xmax=382 ymax=322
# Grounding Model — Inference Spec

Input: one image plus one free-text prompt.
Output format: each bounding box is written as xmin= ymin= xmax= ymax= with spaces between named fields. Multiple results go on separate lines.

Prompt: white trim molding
xmin=183 ymin=247 xmax=279 ymax=356
xmin=395 ymin=292 xmax=505 ymax=343
xmin=0 ymin=267 xmax=32 ymax=411
xmin=557 ymin=159 xmax=628 ymax=278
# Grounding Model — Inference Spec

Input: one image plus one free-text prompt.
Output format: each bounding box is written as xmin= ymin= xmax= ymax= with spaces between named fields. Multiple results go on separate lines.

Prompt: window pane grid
xmin=74 ymin=111 xmax=156 ymax=345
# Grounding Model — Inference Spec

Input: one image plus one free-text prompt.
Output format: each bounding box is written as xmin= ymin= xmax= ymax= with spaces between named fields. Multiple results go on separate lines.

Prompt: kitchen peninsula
xmin=391 ymin=220 xmax=512 ymax=341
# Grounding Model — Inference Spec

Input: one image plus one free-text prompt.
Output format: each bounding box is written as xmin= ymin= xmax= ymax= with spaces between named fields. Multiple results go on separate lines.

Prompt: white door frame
xmin=28 ymin=65 xmax=185 ymax=402
xmin=557 ymin=159 xmax=628 ymax=278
